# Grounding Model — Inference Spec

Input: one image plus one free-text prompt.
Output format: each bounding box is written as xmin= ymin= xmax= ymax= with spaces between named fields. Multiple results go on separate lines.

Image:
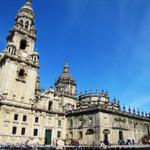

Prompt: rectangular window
xmin=79 ymin=131 xmax=83 ymax=139
xmin=22 ymin=115 xmax=27 ymax=122
xmin=70 ymin=119 xmax=73 ymax=127
xmin=79 ymin=118 xmax=83 ymax=127
xmin=57 ymin=131 xmax=61 ymax=138
xmin=48 ymin=102 xmax=52 ymax=110
xmin=148 ymin=126 xmax=150 ymax=136
xmin=21 ymin=128 xmax=26 ymax=135
xmin=89 ymin=117 xmax=93 ymax=126
xmin=14 ymin=114 xmax=18 ymax=121
xmin=70 ymin=132 xmax=73 ymax=138
xmin=12 ymin=127 xmax=17 ymax=134
xmin=59 ymin=103 xmax=61 ymax=107
xmin=33 ymin=129 xmax=38 ymax=136
xmin=35 ymin=117 xmax=39 ymax=123
xmin=58 ymin=120 xmax=61 ymax=127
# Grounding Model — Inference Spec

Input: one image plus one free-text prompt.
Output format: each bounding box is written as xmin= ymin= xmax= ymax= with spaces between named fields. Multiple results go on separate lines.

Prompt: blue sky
xmin=0 ymin=0 xmax=150 ymax=113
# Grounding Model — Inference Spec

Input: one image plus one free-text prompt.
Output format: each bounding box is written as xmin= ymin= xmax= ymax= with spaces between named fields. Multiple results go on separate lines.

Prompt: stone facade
xmin=67 ymin=92 xmax=150 ymax=145
xmin=0 ymin=0 xmax=150 ymax=146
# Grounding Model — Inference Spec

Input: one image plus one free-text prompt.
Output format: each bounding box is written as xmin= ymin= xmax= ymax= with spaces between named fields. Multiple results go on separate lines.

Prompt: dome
xmin=59 ymin=72 xmax=75 ymax=81
xmin=55 ymin=63 xmax=76 ymax=85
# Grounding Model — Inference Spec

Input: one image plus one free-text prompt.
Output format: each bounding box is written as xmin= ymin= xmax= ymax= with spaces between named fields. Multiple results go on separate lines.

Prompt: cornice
xmin=0 ymin=53 xmax=39 ymax=69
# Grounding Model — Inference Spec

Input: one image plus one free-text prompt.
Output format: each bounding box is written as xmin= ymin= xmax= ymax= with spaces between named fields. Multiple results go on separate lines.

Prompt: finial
xmin=107 ymin=97 xmax=110 ymax=102
xmin=104 ymin=90 xmax=108 ymax=97
xmin=128 ymin=106 xmax=131 ymax=113
xmin=63 ymin=60 xmax=69 ymax=73
xmin=137 ymin=109 xmax=140 ymax=116
xmin=27 ymin=0 xmax=32 ymax=3
xmin=114 ymin=97 xmax=116 ymax=104
xmin=123 ymin=105 xmax=126 ymax=112
xmin=141 ymin=111 xmax=144 ymax=116
xmin=26 ymin=0 xmax=32 ymax=5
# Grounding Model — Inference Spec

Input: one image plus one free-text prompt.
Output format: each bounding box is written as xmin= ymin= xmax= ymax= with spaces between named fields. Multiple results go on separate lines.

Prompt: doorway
xmin=119 ymin=131 xmax=123 ymax=141
xmin=104 ymin=134 xmax=108 ymax=145
xmin=103 ymin=129 xmax=110 ymax=145
xmin=45 ymin=129 xmax=52 ymax=145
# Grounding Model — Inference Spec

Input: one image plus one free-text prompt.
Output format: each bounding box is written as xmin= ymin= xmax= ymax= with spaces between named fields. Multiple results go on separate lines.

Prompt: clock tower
xmin=0 ymin=0 xmax=39 ymax=104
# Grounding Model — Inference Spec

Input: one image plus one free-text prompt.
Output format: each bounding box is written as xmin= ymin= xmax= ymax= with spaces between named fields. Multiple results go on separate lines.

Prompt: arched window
xmin=8 ymin=47 xmax=11 ymax=52
xmin=20 ymin=20 xmax=24 ymax=28
xmin=20 ymin=40 xmax=27 ymax=50
xmin=13 ymin=48 xmax=16 ymax=54
xmin=34 ymin=56 xmax=37 ymax=62
xmin=18 ymin=69 xmax=25 ymax=78
xmin=25 ymin=21 xmax=29 ymax=30
xmin=86 ymin=129 xmax=95 ymax=135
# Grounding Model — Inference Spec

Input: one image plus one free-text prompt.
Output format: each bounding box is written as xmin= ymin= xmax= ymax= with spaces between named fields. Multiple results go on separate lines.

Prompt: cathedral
xmin=0 ymin=0 xmax=150 ymax=146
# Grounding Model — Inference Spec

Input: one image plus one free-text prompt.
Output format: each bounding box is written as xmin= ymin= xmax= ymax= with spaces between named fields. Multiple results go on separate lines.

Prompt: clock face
xmin=21 ymin=52 xmax=27 ymax=58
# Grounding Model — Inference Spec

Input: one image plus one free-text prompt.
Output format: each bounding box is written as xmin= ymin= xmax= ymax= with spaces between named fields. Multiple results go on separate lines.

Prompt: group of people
xmin=118 ymin=139 xmax=136 ymax=145
xmin=73 ymin=140 xmax=110 ymax=149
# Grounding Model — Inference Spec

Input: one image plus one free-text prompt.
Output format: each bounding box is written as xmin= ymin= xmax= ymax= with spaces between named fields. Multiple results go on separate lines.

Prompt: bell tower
xmin=0 ymin=0 xmax=39 ymax=104
xmin=7 ymin=0 xmax=36 ymax=55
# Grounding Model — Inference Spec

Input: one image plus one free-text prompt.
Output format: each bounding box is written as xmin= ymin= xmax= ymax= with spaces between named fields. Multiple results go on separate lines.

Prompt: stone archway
xmin=86 ymin=129 xmax=95 ymax=145
xmin=103 ymin=129 xmax=110 ymax=145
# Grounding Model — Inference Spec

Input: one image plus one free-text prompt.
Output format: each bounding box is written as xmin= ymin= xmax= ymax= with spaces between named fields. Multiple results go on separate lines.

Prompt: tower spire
xmin=64 ymin=60 xmax=69 ymax=73
xmin=26 ymin=0 xmax=32 ymax=5
xmin=6 ymin=0 xmax=36 ymax=56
